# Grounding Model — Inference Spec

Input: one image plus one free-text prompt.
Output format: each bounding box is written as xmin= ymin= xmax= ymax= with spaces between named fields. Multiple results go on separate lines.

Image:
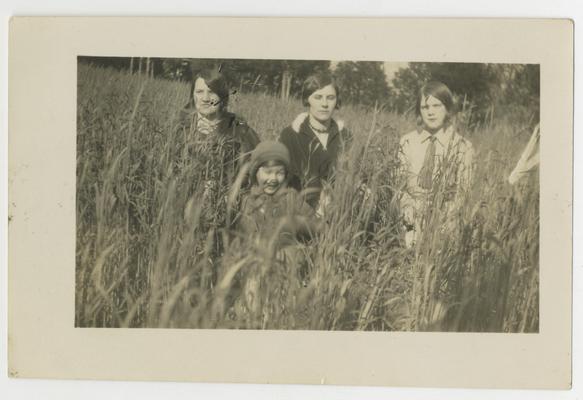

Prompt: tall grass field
xmin=76 ymin=63 xmax=539 ymax=332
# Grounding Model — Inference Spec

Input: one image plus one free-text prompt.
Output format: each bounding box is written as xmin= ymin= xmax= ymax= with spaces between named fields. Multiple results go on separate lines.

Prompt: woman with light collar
xmin=399 ymin=81 xmax=474 ymax=247
xmin=278 ymin=72 xmax=351 ymax=211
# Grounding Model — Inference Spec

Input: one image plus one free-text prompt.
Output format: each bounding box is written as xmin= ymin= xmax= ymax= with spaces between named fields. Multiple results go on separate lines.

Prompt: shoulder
xmin=282 ymin=187 xmax=300 ymax=199
xmin=178 ymin=106 xmax=195 ymax=127
xmin=279 ymin=119 xmax=305 ymax=150
xmin=241 ymin=190 xmax=263 ymax=213
xmin=290 ymin=112 xmax=309 ymax=133
xmin=400 ymin=129 xmax=420 ymax=146
xmin=276 ymin=187 xmax=300 ymax=205
xmin=225 ymin=112 xmax=260 ymax=143
xmin=273 ymin=187 xmax=297 ymax=201
xmin=281 ymin=187 xmax=314 ymax=213
xmin=224 ymin=112 xmax=249 ymax=130
xmin=279 ymin=125 xmax=295 ymax=140
xmin=333 ymin=118 xmax=351 ymax=142
xmin=453 ymin=132 xmax=474 ymax=151
xmin=239 ymin=193 xmax=250 ymax=211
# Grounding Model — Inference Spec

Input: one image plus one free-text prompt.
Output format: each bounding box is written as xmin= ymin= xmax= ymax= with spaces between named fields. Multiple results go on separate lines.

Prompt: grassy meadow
xmin=76 ymin=63 xmax=539 ymax=331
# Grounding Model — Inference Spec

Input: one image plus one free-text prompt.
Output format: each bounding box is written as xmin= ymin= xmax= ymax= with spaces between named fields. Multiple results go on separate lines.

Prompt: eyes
xmin=420 ymin=96 xmax=446 ymax=112
xmin=311 ymin=94 xmax=337 ymax=102
xmin=258 ymin=166 xmax=286 ymax=179
xmin=420 ymin=104 xmax=445 ymax=111
xmin=195 ymin=88 xmax=217 ymax=97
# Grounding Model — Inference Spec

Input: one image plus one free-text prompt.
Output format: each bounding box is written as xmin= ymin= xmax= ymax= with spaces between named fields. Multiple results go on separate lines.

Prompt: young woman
xmin=278 ymin=72 xmax=351 ymax=211
xmin=175 ymin=68 xmax=260 ymax=270
xmin=177 ymin=68 xmax=260 ymax=171
xmin=399 ymin=81 xmax=474 ymax=247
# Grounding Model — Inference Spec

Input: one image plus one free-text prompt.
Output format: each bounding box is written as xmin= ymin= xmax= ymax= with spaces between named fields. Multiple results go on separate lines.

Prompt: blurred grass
xmin=76 ymin=63 xmax=539 ymax=331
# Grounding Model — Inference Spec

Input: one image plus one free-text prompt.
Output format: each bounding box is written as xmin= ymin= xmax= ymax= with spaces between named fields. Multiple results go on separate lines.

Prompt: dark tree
xmin=333 ymin=61 xmax=392 ymax=108
xmin=181 ymin=58 xmax=331 ymax=98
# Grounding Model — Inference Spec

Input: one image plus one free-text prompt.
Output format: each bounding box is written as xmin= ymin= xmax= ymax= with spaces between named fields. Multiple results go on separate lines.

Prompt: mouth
xmin=314 ymin=111 xmax=332 ymax=120
xmin=264 ymin=183 xmax=280 ymax=192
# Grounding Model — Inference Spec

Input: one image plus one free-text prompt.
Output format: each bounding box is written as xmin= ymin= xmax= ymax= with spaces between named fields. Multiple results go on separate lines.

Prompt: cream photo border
xmin=8 ymin=17 xmax=573 ymax=389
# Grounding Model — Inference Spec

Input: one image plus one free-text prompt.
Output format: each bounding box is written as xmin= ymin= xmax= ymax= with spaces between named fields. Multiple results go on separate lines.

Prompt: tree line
xmin=79 ymin=56 xmax=539 ymax=126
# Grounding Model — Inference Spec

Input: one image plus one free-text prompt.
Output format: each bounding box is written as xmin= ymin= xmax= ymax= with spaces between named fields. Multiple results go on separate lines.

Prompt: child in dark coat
xmin=237 ymin=141 xmax=319 ymax=313
xmin=239 ymin=141 xmax=319 ymax=250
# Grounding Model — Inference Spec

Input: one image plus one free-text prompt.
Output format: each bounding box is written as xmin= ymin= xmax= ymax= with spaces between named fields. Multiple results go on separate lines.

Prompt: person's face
xmin=307 ymin=84 xmax=337 ymax=123
xmin=420 ymin=95 xmax=448 ymax=132
xmin=256 ymin=162 xmax=287 ymax=195
xmin=193 ymin=77 xmax=221 ymax=117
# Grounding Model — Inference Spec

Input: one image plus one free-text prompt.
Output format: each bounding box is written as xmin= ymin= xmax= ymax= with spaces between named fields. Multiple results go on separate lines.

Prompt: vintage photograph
xmin=10 ymin=16 xmax=572 ymax=388
xmin=75 ymin=56 xmax=540 ymax=332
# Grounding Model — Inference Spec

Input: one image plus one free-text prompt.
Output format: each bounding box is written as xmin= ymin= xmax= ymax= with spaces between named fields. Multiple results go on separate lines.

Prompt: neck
xmin=309 ymin=114 xmax=331 ymax=132
xmin=198 ymin=110 xmax=221 ymax=122
xmin=426 ymin=125 xmax=447 ymax=135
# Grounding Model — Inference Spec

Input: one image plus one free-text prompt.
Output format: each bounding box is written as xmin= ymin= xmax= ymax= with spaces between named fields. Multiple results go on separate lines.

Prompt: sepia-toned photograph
xmin=9 ymin=17 xmax=572 ymax=388
xmin=75 ymin=56 xmax=540 ymax=332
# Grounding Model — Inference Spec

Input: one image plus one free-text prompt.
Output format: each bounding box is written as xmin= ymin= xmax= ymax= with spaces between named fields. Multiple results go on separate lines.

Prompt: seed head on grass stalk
xmin=76 ymin=64 xmax=539 ymax=332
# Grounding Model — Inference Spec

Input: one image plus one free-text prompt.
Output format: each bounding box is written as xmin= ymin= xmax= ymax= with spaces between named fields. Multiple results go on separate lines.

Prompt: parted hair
xmin=301 ymin=72 xmax=341 ymax=109
xmin=187 ymin=68 xmax=230 ymax=110
xmin=416 ymin=81 xmax=456 ymax=127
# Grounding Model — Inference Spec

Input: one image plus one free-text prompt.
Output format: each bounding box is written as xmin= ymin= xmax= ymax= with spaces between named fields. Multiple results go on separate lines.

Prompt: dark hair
xmin=301 ymin=72 xmax=341 ymax=109
xmin=187 ymin=68 xmax=230 ymax=110
xmin=416 ymin=81 xmax=455 ymax=125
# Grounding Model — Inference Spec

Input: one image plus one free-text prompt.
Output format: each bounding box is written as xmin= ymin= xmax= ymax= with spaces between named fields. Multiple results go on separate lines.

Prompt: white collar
xmin=291 ymin=112 xmax=345 ymax=133
xmin=420 ymin=125 xmax=455 ymax=147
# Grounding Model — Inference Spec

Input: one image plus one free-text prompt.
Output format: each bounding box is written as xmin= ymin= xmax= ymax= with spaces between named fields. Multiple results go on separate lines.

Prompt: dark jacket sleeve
xmin=244 ymin=124 xmax=261 ymax=152
xmin=236 ymin=120 xmax=260 ymax=158
xmin=237 ymin=194 xmax=259 ymax=235
xmin=278 ymin=127 xmax=302 ymax=192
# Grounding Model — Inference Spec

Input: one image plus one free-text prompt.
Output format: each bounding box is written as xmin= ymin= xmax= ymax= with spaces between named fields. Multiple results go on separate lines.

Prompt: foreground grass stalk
xmin=76 ymin=64 xmax=539 ymax=332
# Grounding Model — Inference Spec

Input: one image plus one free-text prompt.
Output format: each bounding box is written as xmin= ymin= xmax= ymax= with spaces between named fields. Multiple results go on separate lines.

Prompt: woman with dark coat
xmin=278 ymin=72 xmax=351 ymax=211
xmin=176 ymin=68 xmax=260 ymax=175
xmin=175 ymin=68 xmax=260 ymax=272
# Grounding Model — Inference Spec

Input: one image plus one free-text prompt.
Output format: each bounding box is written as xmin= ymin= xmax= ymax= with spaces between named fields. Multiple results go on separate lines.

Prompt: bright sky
xmin=384 ymin=61 xmax=409 ymax=83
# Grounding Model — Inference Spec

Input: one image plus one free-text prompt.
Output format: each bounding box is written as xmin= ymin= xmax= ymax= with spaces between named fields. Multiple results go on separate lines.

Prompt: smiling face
xmin=255 ymin=161 xmax=287 ymax=195
xmin=307 ymin=84 xmax=338 ymax=124
xmin=420 ymin=95 xmax=448 ymax=133
xmin=193 ymin=77 xmax=221 ymax=118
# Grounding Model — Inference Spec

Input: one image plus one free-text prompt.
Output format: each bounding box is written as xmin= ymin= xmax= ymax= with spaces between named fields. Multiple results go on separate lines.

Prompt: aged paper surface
xmin=8 ymin=17 xmax=572 ymax=388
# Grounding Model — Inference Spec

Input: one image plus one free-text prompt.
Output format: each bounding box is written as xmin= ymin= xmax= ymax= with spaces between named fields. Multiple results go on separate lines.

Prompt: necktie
xmin=418 ymin=136 xmax=437 ymax=190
